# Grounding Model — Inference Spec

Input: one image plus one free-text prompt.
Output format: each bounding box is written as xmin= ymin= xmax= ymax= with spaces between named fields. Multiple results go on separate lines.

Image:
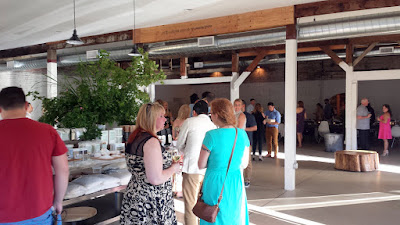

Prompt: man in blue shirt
xmin=263 ymin=102 xmax=281 ymax=158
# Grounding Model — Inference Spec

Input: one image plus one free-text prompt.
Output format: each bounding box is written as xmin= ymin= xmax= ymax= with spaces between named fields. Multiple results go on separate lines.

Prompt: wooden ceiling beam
xmin=346 ymin=44 xmax=354 ymax=66
xmin=245 ymin=51 xmax=268 ymax=72
xmin=295 ymin=0 xmax=400 ymax=18
xmin=135 ymin=6 xmax=295 ymax=43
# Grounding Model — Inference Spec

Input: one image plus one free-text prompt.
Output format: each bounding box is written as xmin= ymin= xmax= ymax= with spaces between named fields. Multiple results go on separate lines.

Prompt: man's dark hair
xmin=201 ymin=91 xmax=211 ymax=99
xmin=250 ymin=98 xmax=255 ymax=101
xmin=242 ymin=99 xmax=247 ymax=107
xmin=193 ymin=100 xmax=209 ymax=115
xmin=324 ymin=99 xmax=329 ymax=104
xmin=267 ymin=102 xmax=274 ymax=106
xmin=206 ymin=92 xmax=215 ymax=103
xmin=0 ymin=86 xmax=26 ymax=110
xmin=190 ymin=93 xmax=199 ymax=104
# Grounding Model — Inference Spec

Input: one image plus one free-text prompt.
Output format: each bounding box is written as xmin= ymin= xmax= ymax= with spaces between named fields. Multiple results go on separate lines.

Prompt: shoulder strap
xmin=217 ymin=128 xmax=238 ymax=205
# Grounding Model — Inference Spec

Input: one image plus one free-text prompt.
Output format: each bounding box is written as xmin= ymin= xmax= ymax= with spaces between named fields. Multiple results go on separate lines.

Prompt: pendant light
xmin=67 ymin=0 xmax=84 ymax=45
xmin=128 ymin=0 xmax=141 ymax=56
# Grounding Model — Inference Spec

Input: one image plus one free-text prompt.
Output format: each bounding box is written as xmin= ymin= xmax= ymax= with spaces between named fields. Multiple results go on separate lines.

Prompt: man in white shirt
xmin=177 ymin=100 xmax=216 ymax=225
xmin=246 ymin=98 xmax=256 ymax=113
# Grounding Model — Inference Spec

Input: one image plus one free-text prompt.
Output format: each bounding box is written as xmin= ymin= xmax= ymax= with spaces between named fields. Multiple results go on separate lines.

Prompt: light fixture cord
xmin=73 ymin=0 xmax=77 ymax=29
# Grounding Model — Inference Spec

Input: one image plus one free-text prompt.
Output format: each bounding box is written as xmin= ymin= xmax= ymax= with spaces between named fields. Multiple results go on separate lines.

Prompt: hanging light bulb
xmin=67 ymin=0 xmax=84 ymax=45
xmin=128 ymin=0 xmax=141 ymax=57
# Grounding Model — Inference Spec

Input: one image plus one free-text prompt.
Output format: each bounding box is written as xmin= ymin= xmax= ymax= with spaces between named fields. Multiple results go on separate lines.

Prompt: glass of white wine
xmin=172 ymin=150 xmax=182 ymax=162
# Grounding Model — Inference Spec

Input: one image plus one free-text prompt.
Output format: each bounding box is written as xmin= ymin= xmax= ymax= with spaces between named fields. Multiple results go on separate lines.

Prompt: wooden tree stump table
xmin=334 ymin=150 xmax=379 ymax=172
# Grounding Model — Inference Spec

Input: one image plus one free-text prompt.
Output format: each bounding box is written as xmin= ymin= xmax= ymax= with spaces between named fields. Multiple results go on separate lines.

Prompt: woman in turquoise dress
xmin=198 ymin=98 xmax=250 ymax=225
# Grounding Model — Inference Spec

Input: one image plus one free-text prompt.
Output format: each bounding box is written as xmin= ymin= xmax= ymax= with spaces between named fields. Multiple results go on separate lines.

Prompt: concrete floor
xmin=173 ymin=139 xmax=400 ymax=225
xmin=81 ymin=138 xmax=400 ymax=225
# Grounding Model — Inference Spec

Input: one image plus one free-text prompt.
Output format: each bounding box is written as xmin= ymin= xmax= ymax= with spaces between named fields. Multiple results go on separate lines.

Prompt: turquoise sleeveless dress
xmin=200 ymin=128 xmax=250 ymax=225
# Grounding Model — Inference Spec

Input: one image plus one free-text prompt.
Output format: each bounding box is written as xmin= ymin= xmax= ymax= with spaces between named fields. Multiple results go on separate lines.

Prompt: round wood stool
xmin=62 ymin=206 xmax=97 ymax=225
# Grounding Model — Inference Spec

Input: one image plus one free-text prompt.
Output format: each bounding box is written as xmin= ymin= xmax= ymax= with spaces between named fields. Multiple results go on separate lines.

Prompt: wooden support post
xmin=180 ymin=57 xmax=188 ymax=79
xmin=353 ymin=42 xmax=377 ymax=67
xmin=47 ymin=48 xmax=57 ymax=98
xmin=346 ymin=44 xmax=353 ymax=66
xmin=232 ymin=52 xmax=239 ymax=73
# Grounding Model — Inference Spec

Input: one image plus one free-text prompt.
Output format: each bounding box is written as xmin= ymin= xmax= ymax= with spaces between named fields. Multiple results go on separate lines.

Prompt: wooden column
xmin=284 ymin=24 xmax=297 ymax=191
xmin=180 ymin=57 xmax=188 ymax=79
xmin=47 ymin=48 xmax=57 ymax=98
xmin=232 ymin=52 xmax=239 ymax=73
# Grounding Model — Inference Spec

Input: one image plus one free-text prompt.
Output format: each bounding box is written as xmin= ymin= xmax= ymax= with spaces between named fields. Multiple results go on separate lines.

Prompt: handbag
xmin=192 ymin=128 xmax=238 ymax=223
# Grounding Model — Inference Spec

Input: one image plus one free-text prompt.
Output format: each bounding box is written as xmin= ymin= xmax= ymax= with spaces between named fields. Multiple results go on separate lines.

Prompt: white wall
xmin=0 ymin=69 xmax=47 ymax=120
xmin=155 ymin=79 xmax=400 ymax=122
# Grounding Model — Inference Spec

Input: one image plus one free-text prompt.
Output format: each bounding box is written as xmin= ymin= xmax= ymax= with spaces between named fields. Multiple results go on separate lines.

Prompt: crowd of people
xmin=1 ymin=84 xmax=396 ymax=225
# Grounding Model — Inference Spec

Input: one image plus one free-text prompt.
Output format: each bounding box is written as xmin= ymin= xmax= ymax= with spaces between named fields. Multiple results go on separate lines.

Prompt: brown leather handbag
xmin=192 ymin=128 xmax=238 ymax=223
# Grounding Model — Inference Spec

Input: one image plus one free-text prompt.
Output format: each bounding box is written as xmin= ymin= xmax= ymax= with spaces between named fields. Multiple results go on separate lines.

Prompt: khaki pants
xmin=266 ymin=127 xmax=279 ymax=157
xmin=182 ymin=173 xmax=204 ymax=225
xmin=243 ymin=146 xmax=252 ymax=183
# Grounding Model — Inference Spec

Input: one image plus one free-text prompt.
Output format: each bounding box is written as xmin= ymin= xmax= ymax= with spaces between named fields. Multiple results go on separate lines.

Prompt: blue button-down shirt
xmin=264 ymin=109 xmax=281 ymax=128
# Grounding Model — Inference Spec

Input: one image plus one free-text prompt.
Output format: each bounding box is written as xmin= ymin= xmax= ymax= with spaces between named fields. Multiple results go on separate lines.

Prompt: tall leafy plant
xmin=30 ymin=49 xmax=165 ymax=140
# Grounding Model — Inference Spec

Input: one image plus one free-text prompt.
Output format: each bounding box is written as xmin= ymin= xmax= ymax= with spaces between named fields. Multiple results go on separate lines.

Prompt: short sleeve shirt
xmin=0 ymin=118 xmax=67 ymax=222
xmin=264 ymin=109 xmax=281 ymax=128
xmin=357 ymin=105 xmax=370 ymax=130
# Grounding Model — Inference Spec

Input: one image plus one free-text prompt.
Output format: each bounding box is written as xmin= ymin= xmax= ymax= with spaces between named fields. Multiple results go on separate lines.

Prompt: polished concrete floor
xmin=78 ymin=138 xmax=400 ymax=225
xmin=173 ymin=139 xmax=400 ymax=225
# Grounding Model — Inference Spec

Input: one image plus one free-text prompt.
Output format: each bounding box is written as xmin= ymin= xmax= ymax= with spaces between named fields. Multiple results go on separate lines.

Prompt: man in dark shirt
xmin=242 ymin=100 xmax=257 ymax=188
xmin=324 ymin=99 xmax=333 ymax=121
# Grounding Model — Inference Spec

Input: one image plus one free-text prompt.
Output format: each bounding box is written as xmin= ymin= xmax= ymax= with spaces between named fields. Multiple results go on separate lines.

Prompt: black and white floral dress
xmin=120 ymin=132 xmax=177 ymax=225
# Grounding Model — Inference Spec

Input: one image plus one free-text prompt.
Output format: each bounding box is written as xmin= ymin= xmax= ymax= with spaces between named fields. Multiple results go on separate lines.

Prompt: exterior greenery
xmin=29 ymin=49 xmax=165 ymax=140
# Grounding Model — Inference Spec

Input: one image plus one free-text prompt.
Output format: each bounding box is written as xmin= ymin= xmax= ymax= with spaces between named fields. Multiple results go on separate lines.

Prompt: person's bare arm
xmin=52 ymin=153 xmax=69 ymax=214
xmin=144 ymin=138 xmax=180 ymax=185
xmin=198 ymin=144 xmax=211 ymax=169
xmin=237 ymin=113 xmax=246 ymax=129
xmin=245 ymin=125 xmax=257 ymax=132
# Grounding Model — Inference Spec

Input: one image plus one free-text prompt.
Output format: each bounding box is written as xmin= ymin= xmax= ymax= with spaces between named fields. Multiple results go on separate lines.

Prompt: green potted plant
xmin=30 ymin=49 xmax=165 ymax=140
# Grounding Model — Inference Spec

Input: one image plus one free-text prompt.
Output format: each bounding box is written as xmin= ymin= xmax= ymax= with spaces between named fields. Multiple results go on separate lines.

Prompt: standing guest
xmin=26 ymin=102 xmax=33 ymax=119
xmin=172 ymin=104 xmax=190 ymax=140
xmin=253 ymin=103 xmax=265 ymax=161
xmin=264 ymin=102 xmax=281 ymax=158
xmin=198 ymin=98 xmax=250 ymax=225
xmin=296 ymin=101 xmax=307 ymax=148
xmin=0 ymin=86 xmax=69 ymax=223
xmin=121 ymin=102 xmax=181 ymax=224
xmin=156 ymin=99 xmax=174 ymax=144
xmin=234 ymin=99 xmax=246 ymax=129
xmin=177 ymin=100 xmax=216 ymax=225
xmin=189 ymin=93 xmax=199 ymax=117
xmin=171 ymin=104 xmax=190 ymax=199
xmin=314 ymin=103 xmax=324 ymax=123
xmin=242 ymin=100 xmax=257 ymax=188
xmin=378 ymin=104 xmax=392 ymax=156
xmin=366 ymin=103 xmax=376 ymax=127
xmin=324 ymin=99 xmax=333 ymax=121
xmin=357 ymin=98 xmax=372 ymax=150
xmin=246 ymin=98 xmax=256 ymax=113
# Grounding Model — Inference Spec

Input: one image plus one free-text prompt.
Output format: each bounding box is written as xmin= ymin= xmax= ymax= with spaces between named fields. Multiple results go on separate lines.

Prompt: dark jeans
xmin=253 ymin=131 xmax=263 ymax=156
xmin=358 ymin=129 xmax=370 ymax=150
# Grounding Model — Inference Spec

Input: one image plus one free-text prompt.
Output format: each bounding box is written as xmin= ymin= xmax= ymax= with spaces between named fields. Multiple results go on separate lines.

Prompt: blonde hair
xmin=234 ymin=99 xmax=243 ymax=104
xmin=210 ymin=98 xmax=236 ymax=127
xmin=128 ymin=102 xmax=165 ymax=143
xmin=177 ymin=104 xmax=190 ymax=120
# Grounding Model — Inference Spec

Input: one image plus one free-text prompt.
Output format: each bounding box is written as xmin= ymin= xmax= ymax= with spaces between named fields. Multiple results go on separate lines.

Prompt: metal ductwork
xmin=0 ymin=49 xmax=133 ymax=71
xmin=149 ymin=12 xmax=400 ymax=56
xmin=148 ymin=28 xmax=286 ymax=56
xmin=2 ymin=12 xmax=400 ymax=71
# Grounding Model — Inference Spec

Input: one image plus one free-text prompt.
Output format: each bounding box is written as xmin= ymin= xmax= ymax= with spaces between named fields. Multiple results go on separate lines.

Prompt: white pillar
xmin=230 ymin=72 xmax=239 ymax=102
xmin=284 ymin=38 xmax=297 ymax=191
xmin=148 ymin=84 xmax=156 ymax=102
xmin=344 ymin=66 xmax=357 ymax=150
xmin=46 ymin=62 xmax=57 ymax=98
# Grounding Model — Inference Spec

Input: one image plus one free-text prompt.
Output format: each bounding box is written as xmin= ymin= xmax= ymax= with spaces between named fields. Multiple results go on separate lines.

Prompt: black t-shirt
xmin=244 ymin=111 xmax=256 ymax=145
